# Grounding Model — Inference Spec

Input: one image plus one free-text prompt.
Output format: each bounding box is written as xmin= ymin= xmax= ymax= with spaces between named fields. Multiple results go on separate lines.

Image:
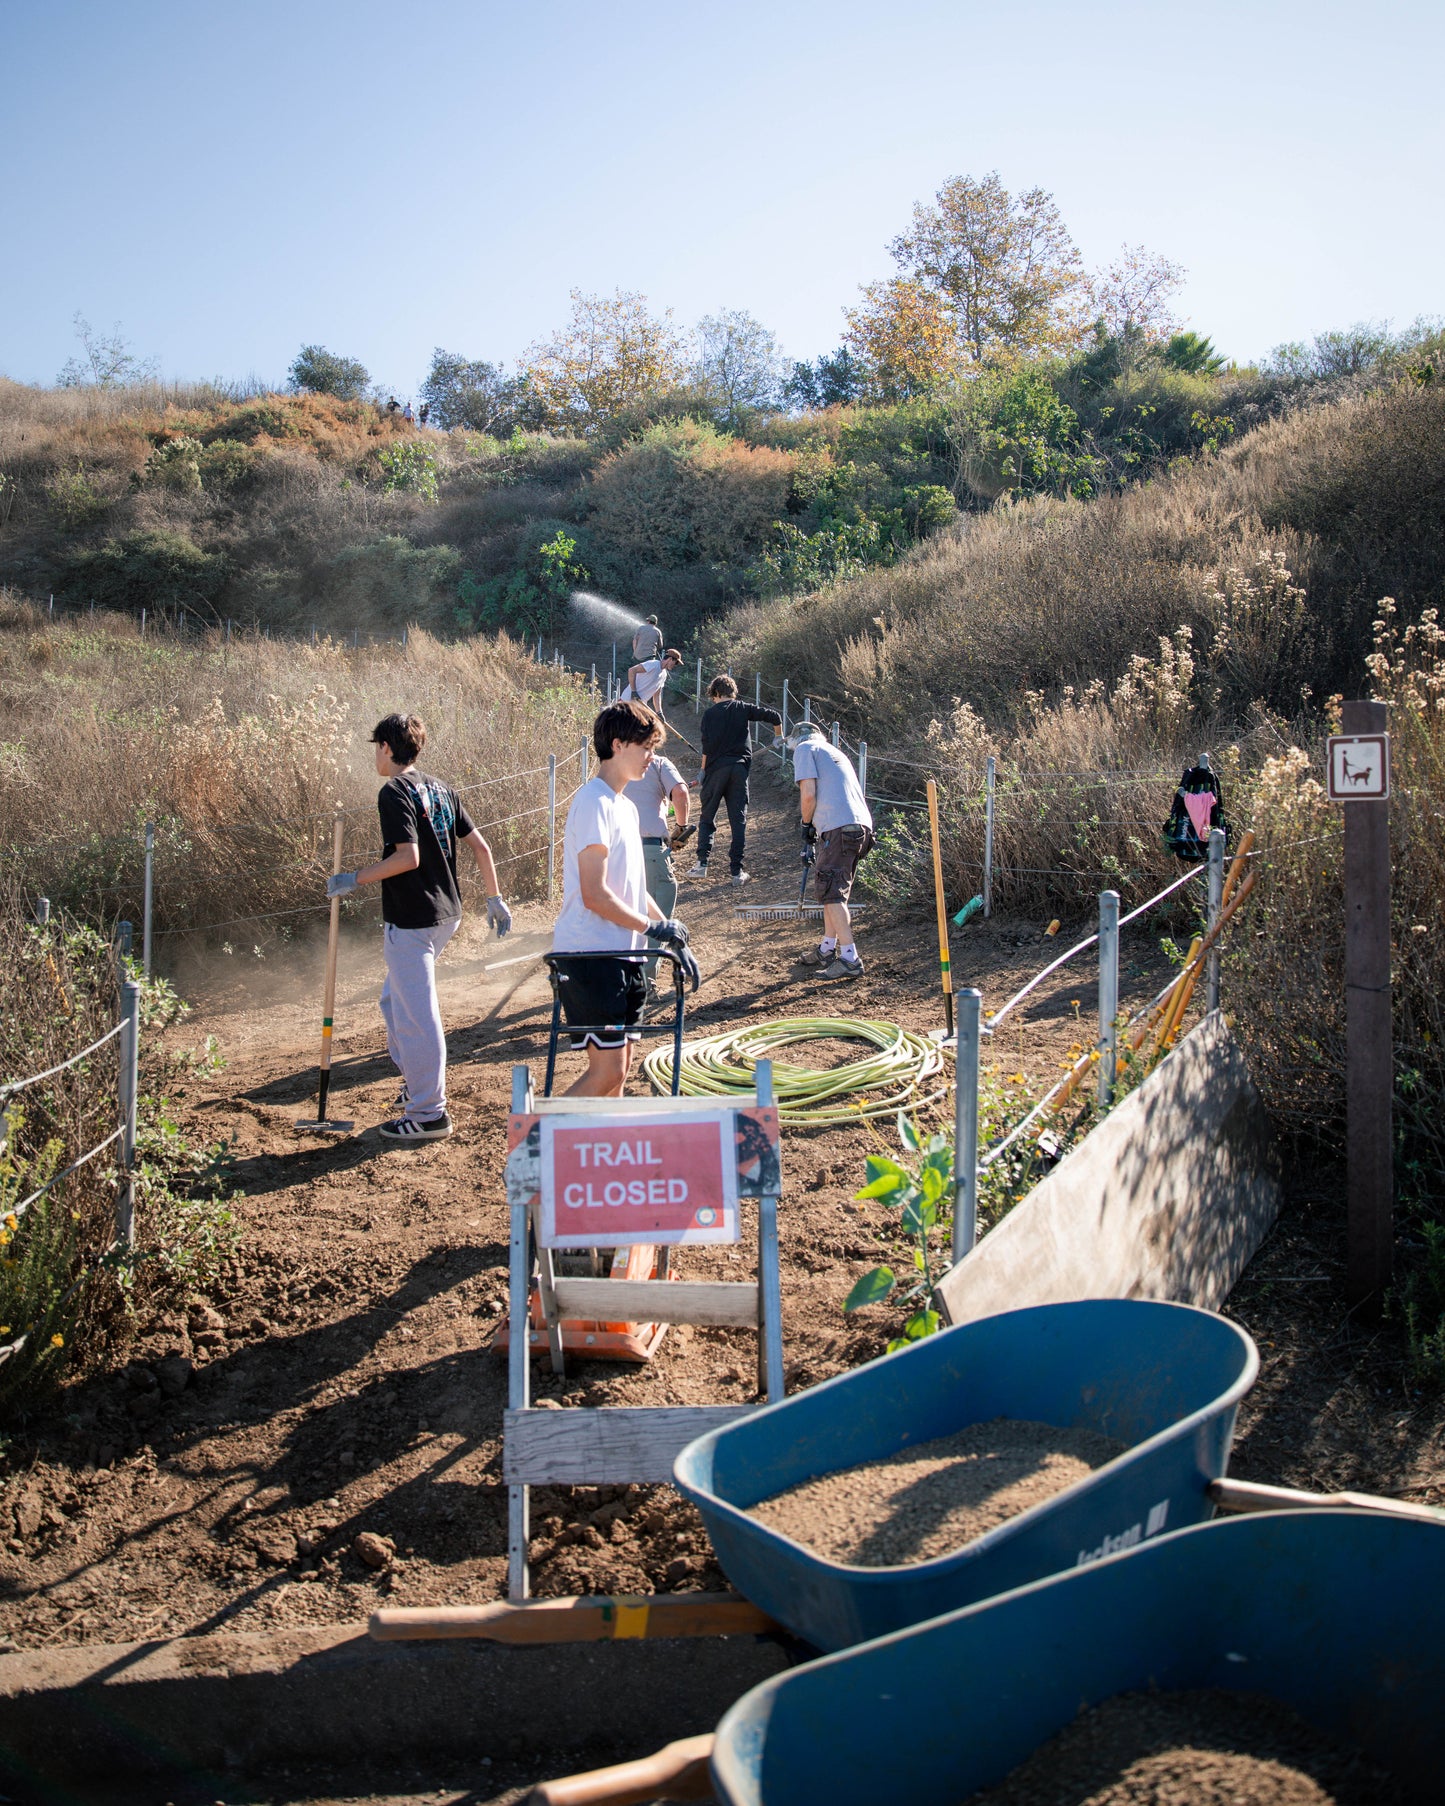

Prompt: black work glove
xmin=669 ymin=822 xmax=697 ymax=854
xmin=801 ymin=821 xmax=818 ymax=846
xmin=646 ymin=917 xmax=701 ymax=992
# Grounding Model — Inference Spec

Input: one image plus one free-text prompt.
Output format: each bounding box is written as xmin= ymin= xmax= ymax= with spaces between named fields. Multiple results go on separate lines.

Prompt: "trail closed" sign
xmin=537 ymin=1111 xmax=741 ymax=1248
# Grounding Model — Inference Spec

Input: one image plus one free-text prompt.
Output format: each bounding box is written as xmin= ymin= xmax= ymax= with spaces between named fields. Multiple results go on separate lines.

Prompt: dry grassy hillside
xmin=718 ymin=379 xmax=1445 ymax=739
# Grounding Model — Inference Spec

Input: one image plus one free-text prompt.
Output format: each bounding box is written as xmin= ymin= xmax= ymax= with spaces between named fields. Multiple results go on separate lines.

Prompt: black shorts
xmin=552 ymin=955 xmax=646 ymax=1050
xmin=814 ymin=825 xmax=875 ymax=905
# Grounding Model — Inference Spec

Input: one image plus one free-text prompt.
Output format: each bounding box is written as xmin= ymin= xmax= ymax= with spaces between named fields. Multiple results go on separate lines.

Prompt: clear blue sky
xmin=4 ymin=0 xmax=1440 ymax=391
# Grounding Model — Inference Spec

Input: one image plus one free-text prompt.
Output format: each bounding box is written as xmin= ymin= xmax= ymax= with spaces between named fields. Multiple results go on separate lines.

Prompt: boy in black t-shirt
xmin=326 ymin=713 xmax=512 ymax=1142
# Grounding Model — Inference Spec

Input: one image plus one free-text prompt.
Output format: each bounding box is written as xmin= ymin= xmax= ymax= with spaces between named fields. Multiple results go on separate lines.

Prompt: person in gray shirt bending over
xmin=789 ymin=723 xmax=874 ymax=980
xmin=624 ymin=747 xmax=692 ymax=998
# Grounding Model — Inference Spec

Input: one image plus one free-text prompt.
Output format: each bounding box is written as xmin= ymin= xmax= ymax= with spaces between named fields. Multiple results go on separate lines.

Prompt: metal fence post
xmin=858 ymin=740 xmax=868 ymax=796
xmin=1206 ymin=827 xmax=1226 ymax=1013
xmin=753 ymin=673 xmax=762 ymax=748
xmin=590 ymin=661 xmax=596 ymax=691
xmin=611 ymin=641 xmax=617 ymax=686
xmin=695 ymin=657 xmax=702 ymax=712
xmin=34 ymin=897 xmax=50 ymax=925
xmin=802 ymin=695 xmax=811 ymax=726
xmin=781 ymin=678 xmax=790 ymax=738
xmin=140 ymin=606 xmax=146 ymax=639
xmin=1097 ymin=889 xmax=1120 ymax=1108
xmin=983 ymin=755 xmax=996 ymax=919
xmin=580 ymin=734 xmax=588 ymax=781
xmin=142 ymin=821 xmax=155 ymax=978
xmin=118 ymin=980 xmax=140 ymax=1250
xmin=116 ymin=920 xmax=133 ymax=986
xmin=952 ymin=989 xmax=982 ymax=1264
xmin=830 ymin=720 xmax=840 ymax=748
xmin=547 ymin=754 xmax=558 ymax=903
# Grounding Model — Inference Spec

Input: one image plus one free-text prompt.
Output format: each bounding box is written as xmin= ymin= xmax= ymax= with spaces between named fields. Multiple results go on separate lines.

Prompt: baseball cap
xmin=785 ymin=722 xmax=823 ymax=749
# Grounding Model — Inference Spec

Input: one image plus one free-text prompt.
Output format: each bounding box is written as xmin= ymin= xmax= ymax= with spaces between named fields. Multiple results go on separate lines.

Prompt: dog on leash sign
xmin=1326 ymin=733 xmax=1390 ymax=801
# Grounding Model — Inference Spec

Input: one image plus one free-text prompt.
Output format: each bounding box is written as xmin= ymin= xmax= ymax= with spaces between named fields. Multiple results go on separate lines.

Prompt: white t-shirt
xmin=552 ymin=777 xmax=647 ymax=952
xmin=632 ymin=658 xmax=668 ymax=708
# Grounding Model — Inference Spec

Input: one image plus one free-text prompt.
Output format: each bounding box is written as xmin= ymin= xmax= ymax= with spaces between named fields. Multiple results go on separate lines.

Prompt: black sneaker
xmin=379 ymin=1111 xmax=453 ymax=1143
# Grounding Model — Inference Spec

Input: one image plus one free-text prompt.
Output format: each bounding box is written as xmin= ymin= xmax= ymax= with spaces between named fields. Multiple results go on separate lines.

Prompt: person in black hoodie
xmin=687 ymin=674 xmax=782 ymax=886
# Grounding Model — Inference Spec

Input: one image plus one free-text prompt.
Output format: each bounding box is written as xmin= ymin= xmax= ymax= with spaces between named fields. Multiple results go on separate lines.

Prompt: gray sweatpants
xmin=379 ymin=918 xmax=458 ymax=1120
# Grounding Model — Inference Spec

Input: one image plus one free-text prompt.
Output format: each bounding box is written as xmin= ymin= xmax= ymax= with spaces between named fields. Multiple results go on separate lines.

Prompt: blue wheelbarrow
xmin=673 ymin=1299 xmax=1257 ymax=1652
xmin=708 ymin=1510 xmax=1445 ymax=1804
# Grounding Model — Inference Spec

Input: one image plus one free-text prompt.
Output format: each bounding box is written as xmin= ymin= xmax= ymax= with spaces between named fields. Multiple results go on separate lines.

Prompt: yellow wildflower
xmin=50 ymin=1334 xmax=63 ymax=1348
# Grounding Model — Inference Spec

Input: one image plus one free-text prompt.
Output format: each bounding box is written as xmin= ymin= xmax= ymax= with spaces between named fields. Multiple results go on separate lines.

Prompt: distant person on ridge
xmin=688 ymin=674 xmax=781 ymax=887
xmin=631 ymin=614 xmax=663 ymax=663
xmin=788 ymin=722 xmax=873 ymax=979
xmin=403 ymin=401 xmax=414 ymax=424
xmin=418 ymin=401 xmax=430 ymax=427
xmin=325 ymin=713 xmax=512 ymax=1140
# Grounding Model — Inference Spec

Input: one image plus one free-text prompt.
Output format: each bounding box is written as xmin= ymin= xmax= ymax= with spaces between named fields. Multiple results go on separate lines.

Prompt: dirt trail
xmin=4 ymin=732 xmax=1167 ymax=1650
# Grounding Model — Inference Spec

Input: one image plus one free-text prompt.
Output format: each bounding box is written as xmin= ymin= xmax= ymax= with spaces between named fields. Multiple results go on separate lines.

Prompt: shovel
xmin=296 ymin=808 xmax=354 ymax=1134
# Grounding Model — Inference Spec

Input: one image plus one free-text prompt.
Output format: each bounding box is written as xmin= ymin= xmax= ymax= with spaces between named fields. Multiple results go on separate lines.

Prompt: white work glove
xmin=486 ymin=895 xmax=512 ymax=937
xmin=326 ymin=872 xmax=359 ymax=899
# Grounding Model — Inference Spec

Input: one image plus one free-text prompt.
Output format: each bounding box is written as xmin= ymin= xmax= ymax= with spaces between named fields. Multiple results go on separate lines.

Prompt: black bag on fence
xmin=1162 ymin=762 xmax=1230 ymax=862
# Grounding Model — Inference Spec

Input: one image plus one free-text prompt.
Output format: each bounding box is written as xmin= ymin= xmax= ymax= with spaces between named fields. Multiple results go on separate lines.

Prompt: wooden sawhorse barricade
xmin=504 ymin=1060 xmax=784 ymax=1600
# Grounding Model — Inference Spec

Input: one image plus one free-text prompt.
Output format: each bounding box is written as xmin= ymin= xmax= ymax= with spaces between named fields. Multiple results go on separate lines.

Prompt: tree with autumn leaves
xmin=844 ymin=172 xmax=1185 ymax=401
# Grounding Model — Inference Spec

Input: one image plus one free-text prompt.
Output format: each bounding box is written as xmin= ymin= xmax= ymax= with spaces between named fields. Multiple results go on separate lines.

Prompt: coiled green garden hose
xmin=642 ymin=1016 xmax=950 ymax=1126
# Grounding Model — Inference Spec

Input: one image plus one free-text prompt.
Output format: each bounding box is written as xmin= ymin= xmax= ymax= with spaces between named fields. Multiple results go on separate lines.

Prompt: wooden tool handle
xmin=531 ymin=1734 xmax=714 ymax=1806
xmin=369 ymin=1592 xmax=776 ymax=1644
xmin=1209 ymin=1477 xmax=1445 ymax=1525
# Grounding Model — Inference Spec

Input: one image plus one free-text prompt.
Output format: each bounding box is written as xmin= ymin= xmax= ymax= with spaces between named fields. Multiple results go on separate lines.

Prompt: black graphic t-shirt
xmin=376 ymin=775 xmax=476 ymax=928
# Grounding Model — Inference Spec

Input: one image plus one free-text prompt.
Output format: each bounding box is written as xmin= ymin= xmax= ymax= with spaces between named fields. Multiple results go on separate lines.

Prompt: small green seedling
xmin=843 ymin=1111 xmax=952 ymax=1353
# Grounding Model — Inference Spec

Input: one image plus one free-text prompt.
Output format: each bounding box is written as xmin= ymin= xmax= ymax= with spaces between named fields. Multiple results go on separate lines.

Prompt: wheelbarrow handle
xmin=1209 ymin=1477 xmax=1445 ymax=1526
xmin=531 ymin=1732 xmax=714 ymax=1805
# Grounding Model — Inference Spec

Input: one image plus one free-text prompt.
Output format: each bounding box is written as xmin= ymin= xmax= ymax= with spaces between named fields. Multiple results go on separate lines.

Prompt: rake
xmin=733 ymin=835 xmax=867 ymax=924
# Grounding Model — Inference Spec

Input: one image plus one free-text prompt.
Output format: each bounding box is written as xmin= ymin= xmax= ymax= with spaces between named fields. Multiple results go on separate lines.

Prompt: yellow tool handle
xmin=926 ymin=779 xmax=952 ymax=997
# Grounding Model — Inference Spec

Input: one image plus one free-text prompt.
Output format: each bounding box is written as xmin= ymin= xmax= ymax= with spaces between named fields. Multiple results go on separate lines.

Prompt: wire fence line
xmin=0 ymin=1020 xmax=123 ymax=1102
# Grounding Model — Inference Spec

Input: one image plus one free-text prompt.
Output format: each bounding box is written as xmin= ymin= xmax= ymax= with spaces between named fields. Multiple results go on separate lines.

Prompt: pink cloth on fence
xmin=1184 ymin=792 xmax=1215 ymax=841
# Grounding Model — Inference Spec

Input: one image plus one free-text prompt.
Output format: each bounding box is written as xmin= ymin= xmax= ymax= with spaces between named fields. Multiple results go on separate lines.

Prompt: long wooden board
xmin=504 ymin=1405 xmax=756 ymax=1485
xmin=549 ymin=1278 xmax=759 ymax=1328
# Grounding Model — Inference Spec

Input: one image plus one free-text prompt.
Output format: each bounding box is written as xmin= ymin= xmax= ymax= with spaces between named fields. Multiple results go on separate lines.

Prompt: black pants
xmin=697 ymin=757 xmax=750 ymax=873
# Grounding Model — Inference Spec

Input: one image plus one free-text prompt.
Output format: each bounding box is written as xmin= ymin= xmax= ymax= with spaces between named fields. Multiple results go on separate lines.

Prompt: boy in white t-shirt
xmin=552 ymin=700 xmax=699 ymax=1096
xmin=622 ymin=647 xmax=682 ymax=716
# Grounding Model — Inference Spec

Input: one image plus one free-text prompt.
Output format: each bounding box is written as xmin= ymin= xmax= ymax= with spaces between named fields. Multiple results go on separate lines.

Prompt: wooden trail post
xmin=1331 ymin=701 xmax=1393 ymax=1312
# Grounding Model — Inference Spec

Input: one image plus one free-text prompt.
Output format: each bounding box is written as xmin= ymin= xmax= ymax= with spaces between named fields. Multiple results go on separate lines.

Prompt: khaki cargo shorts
xmin=813 ymin=824 xmax=875 ymax=905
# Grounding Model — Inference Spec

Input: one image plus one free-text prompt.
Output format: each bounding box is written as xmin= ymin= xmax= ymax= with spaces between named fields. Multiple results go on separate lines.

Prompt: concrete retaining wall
xmin=0 ymin=1619 xmax=788 ymax=1789
xmin=936 ymin=1011 xmax=1281 ymax=1326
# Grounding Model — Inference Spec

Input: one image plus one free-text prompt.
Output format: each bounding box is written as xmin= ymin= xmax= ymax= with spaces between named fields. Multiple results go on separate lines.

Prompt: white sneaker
xmin=731 ymin=870 xmax=751 ymax=886
xmin=686 ymin=862 xmax=708 ymax=879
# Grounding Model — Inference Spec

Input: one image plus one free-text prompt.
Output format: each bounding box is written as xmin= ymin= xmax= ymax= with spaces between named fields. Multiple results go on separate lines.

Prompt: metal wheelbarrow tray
xmin=674 ymin=1298 xmax=1257 ymax=1651
xmin=710 ymin=1510 xmax=1445 ymax=1804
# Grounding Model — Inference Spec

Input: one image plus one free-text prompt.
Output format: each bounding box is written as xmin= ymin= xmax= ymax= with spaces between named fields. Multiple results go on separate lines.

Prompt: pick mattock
xmin=296 ymin=806 xmax=355 ymax=1134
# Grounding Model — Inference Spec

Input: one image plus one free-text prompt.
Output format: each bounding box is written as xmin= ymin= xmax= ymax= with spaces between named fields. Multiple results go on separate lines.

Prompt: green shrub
xmin=378 ymin=441 xmax=439 ymax=501
xmin=0 ymin=907 xmax=236 ymax=1415
xmin=138 ymin=434 xmax=204 ymax=492
xmin=44 ymin=463 xmax=108 ymax=528
xmin=315 ymin=534 xmax=460 ymax=625
xmin=63 ymin=529 xmax=227 ymax=616
xmin=197 ymin=438 xmax=261 ymax=491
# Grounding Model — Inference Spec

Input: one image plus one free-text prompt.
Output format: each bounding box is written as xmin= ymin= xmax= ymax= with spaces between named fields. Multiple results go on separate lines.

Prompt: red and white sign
xmin=537 ymin=1111 xmax=740 ymax=1249
xmin=1327 ymin=733 xmax=1390 ymax=801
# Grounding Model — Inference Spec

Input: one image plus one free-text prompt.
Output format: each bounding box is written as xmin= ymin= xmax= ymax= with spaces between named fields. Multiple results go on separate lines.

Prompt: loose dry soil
xmin=2 ymin=738 xmax=1442 ymax=1803
xmin=749 ymin=1417 xmax=1123 ymax=1564
xmin=963 ymin=1688 xmax=1398 ymax=1806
